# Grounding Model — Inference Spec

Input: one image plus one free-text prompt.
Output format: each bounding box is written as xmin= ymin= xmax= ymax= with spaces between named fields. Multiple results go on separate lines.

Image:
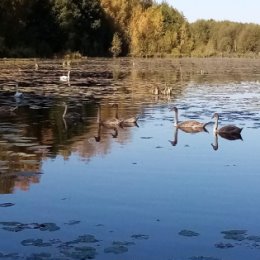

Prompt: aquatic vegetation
xmin=61 ymin=246 xmax=97 ymax=259
xmin=104 ymin=245 xmax=128 ymax=254
xmin=21 ymin=239 xmax=52 ymax=247
xmin=221 ymin=230 xmax=247 ymax=241
xmin=0 ymin=222 xmax=60 ymax=232
xmin=214 ymin=242 xmax=234 ymax=249
xmin=179 ymin=230 xmax=200 ymax=237
xmin=0 ymin=203 xmax=14 ymax=207
xmin=190 ymin=257 xmax=221 ymax=260
xmin=131 ymin=234 xmax=149 ymax=240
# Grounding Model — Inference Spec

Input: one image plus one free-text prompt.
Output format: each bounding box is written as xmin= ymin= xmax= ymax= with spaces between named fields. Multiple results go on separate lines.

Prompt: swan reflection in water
xmin=97 ymin=103 xmax=121 ymax=127
xmin=94 ymin=103 xmax=139 ymax=142
xmin=94 ymin=123 xmax=118 ymax=142
xmin=112 ymin=103 xmax=139 ymax=127
xmin=61 ymin=102 xmax=83 ymax=130
xmin=211 ymin=132 xmax=243 ymax=151
xmin=169 ymin=124 xmax=208 ymax=147
xmin=169 ymin=127 xmax=179 ymax=146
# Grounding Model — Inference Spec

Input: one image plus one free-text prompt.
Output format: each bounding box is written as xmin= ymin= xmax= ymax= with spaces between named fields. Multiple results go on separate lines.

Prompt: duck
xmin=62 ymin=102 xmax=82 ymax=121
xmin=212 ymin=112 xmax=243 ymax=135
xmin=112 ymin=103 xmax=139 ymax=126
xmin=97 ymin=104 xmax=121 ymax=127
xmin=14 ymin=83 xmax=23 ymax=99
xmin=60 ymin=70 xmax=70 ymax=82
xmin=171 ymin=106 xmax=210 ymax=133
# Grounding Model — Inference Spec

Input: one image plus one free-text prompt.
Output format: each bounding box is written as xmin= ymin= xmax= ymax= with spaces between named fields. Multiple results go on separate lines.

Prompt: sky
xmin=159 ymin=0 xmax=260 ymax=24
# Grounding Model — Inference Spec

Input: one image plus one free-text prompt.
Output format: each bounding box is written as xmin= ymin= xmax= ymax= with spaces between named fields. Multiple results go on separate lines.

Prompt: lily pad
xmin=21 ymin=239 xmax=52 ymax=247
xmin=104 ymin=245 xmax=128 ymax=254
xmin=190 ymin=257 xmax=221 ymax=260
xmin=112 ymin=241 xmax=135 ymax=246
xmin=38 ymin=223 xmax=60 ymax=232
xmin=64 ymin=220 xmax=80 ymax=226
xmin=246 ymin=235 xmax=260 ymax=242
xmin=26 ymin=252 xmax=51 ymax=260
xmin=215 ymin=242 xmax=234 ymax=249
xmin=61 ymin=246 xmax=97 ymax=259
xmin=131 ymin=234 xmax=149 ymax=240
xmin=221 ymin=230 xmax=247 ymax=241
xmin=179 ymin=230 xmax=200 ymax=237
xmin=0 ymin=203 xmax=15 ymax=207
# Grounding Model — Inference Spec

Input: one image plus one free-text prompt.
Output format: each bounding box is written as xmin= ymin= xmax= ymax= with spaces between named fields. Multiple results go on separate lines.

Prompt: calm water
xmin=0 ymin=58 xmax=260 ymax=260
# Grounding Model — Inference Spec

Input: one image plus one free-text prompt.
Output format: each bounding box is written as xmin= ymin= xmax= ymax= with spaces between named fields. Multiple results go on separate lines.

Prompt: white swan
xmin=60 ymin=70 xmax=70 ymax=82
xmin=14 ymin=83 xmax=23 ymax=99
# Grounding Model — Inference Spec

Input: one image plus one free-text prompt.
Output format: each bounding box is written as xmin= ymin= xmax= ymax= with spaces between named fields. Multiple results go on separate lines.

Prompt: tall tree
xmin=52 ymin=0 xmax=110 ymax=56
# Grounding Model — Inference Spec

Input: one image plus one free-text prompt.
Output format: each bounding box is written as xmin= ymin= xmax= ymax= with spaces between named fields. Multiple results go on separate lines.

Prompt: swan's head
xmin=212 ymin=113 xmax=219 ymax=119
xmin=170 ymin=106 xmax=178 ymax=112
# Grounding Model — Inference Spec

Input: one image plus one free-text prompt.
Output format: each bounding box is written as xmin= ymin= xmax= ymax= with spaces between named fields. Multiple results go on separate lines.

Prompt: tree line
xmin=0 ymin=0 xmax=260 ymax=58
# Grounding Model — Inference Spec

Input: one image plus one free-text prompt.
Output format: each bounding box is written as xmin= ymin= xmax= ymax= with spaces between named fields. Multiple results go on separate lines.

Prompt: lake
xmin=0 ymin=57 xmax=260 ymax=260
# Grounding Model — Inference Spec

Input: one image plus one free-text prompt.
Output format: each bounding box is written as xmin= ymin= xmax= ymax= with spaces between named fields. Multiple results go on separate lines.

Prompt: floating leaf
xmin=0 ymin=203 xmax=14 ymax=207
xmin=131 ymin=234 xmax=149 ymax=240
xmin=104 ymin=245 xmax=128 ymax=254
xmin=179 ymin=230 xmax=200 ymax=237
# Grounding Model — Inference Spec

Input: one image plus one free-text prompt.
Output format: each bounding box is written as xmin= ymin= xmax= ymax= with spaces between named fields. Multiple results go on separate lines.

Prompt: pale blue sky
xmin=159 ymin=0 xmax=260 ymax=24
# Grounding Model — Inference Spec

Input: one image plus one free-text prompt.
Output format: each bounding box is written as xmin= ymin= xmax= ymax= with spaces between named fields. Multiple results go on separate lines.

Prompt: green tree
xmin=52 ymin=0 xmax=110 ymax=56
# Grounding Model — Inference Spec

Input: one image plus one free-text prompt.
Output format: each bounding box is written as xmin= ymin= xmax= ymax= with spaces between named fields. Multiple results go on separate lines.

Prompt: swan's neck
xmin=173 ymin=110 xmax=178 ymax=126
xmin=212 ymin=133 xmax=218 ymax=150
xmin=114 ymin=105 xmax=119 ymax=119
xmin=63 ymin=104 xmax=67 ymax=118
xmin=67 ymin=71 xmax=70 ymax=81
xmin=213 ymin=116 xmax=218 ymax=133
xmin=16 ymin=83 xmax=19 ymax=92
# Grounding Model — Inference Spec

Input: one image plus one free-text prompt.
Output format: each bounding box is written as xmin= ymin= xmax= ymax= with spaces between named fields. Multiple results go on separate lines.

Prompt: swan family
xmin=60 ymin=102 xmax=242 ymax=138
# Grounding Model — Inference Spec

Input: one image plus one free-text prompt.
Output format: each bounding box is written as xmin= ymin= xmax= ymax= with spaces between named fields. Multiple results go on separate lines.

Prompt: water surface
xmin=0 ymin=58 xmax=260 ymax=260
